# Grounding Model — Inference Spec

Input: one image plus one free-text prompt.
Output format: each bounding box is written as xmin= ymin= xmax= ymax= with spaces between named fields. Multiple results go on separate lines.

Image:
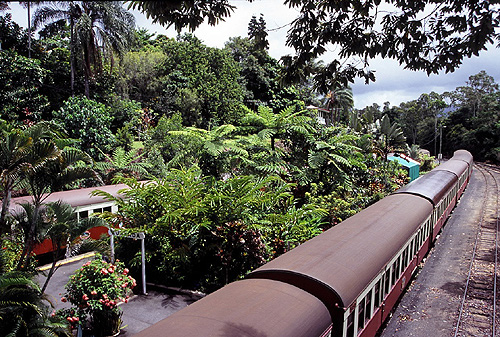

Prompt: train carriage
xmin=451 ymin=150 xmax=474 ymax=183
xmin=392 ymin=170 xmax=457 ymax=240
xmin=134 ymin=278 xmax=333 ymax=337
xmin=4 ymin=183 xmax=129 ymax=255
xmin=132 ymin=150 xmax=473 ymax=337
xmin=432 ymin=160 xmax=470 ymax=198
xmin=1 ymin=150 xmax=473 ymax=337
xmin=247 ymin=194 xmax=433 ymax=337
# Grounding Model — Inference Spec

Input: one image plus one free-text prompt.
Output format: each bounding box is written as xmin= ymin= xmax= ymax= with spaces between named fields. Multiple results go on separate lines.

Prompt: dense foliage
xmin=2 ymin=4 xmax=496 ymax=327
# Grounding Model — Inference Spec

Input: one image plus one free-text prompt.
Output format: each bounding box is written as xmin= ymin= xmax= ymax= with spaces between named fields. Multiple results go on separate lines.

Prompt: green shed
xmin=388 ymin=155 xmax=420 ymax=182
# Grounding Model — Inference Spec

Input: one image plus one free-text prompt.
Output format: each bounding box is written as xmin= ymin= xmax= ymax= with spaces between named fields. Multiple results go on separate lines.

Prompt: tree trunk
xmin=27 ymin=1 xmax=31 ymax=58
xmin=0 ymin=183 xmax=12 ymax=234
xmin=16 ymin=201 xmax=41 ymax=270
xmin=41 ymin=246 xmax=61 ymax=294
xmin=70 ymin=17 xmax=75 ymax=96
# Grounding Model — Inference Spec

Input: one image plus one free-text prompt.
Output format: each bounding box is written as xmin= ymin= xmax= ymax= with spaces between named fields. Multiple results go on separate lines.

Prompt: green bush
xmin=53 ymin=96 xmax=114 ymax=159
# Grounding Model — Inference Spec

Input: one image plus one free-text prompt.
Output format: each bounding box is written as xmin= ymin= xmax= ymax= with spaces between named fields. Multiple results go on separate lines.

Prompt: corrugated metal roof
xmin=248 ymin=194 xmax=433 ymax=309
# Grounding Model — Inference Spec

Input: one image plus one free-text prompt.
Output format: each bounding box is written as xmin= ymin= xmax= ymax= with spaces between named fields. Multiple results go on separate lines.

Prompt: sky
xmin=5 ymin=1 xmax=500 ymax=109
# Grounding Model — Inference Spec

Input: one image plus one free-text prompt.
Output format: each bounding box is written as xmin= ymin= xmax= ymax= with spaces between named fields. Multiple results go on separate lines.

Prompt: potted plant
xmin=62 ymin=254 xmax=136 ymax=336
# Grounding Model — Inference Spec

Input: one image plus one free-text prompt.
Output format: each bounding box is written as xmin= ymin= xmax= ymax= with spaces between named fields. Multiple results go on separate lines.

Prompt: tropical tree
xmin=95 ymin=147 xmax=152 ymax=184
xmin=127 ymin=1 xmax=236 ymax=32
xmin=242 ymin=105 xmax=314 ymax=151
xmin=323 ymin=86 xmax=354 ymax=125
xmin=39 ymin=200 xmax=107 ymax=293
xmin=445 ymin=70 xmax=499 ymax=117
xmin=52 ymin=96 xmax=115 ymax=159
xmin=373 ymin=115 xmax=407 ymax=160
xmin=0 ymin=122 xmax=64 ymax=234
xmin=307 ymin=129 xmax=365 ymax=191
xmin=16 ymin=147 xmax=98 ymax=270
xmin=0 ymin=50 xmax=49 ymax=124
xmin=156 ymin=34 xmax=245 ymax=127
xmin=168 ymin=124 xmax=248 ymax=178
xmin=131 ymin=1 xmax=500 ymax=87
xmin=33 ymin=1 xmax=135 ymax=97
xmin=0 ymin=270 xmax=70 ymax=336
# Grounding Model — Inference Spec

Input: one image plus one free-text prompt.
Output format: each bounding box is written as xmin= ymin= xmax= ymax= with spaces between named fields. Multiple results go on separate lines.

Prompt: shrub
xmin=53 ymin=96 xmax=114 ymax=159
xmin=62 ymin=254 xmax=135 ymax=336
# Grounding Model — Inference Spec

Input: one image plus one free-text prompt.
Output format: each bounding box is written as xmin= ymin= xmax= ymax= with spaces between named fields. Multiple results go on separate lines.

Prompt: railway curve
xmin=454 ymin=164 xmax=499 ymax=337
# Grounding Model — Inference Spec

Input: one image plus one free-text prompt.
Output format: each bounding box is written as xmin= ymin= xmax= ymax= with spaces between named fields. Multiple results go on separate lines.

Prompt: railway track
xmin=454 ymin=163 xmax=499 ymax=337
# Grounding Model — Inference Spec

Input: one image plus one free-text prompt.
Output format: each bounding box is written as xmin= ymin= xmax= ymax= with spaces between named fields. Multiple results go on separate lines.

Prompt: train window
xmin=374 ymin=280 xmax=381 ymax=309
xmin=357 ymin=298 xmax=365 ymax=333
xmin=346 ymin=311 xmax=355 ymax=337
xmin=103 ymin=206 xmax=112 ymax=212
xmin=79 ymin=210 xmax=89 ymax=219
xmin=365 ymin=291 xmax=372 ymax=323
xmin=402 ymin=249 xmax=408 ymax=270
xmin=391 ymin=265 xmax=396 ymax=290
xmin=384 ymin=269 xmax=391 ymax=296
xmin=393 ymin=258 xmax=400 ymax=281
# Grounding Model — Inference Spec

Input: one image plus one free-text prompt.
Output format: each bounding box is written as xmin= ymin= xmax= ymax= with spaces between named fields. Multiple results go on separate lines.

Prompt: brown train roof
xmin=248 ymin=194 xmax=433 ymax=309
xmin=452 ymin=150 xmax=473 ymax=166
xmin=133 ymin=279 xmax=332 ymax=337
xmin=392 ymin=170 xmax=456 ymax=205
xmin=431 ymin=160 xmax=469 ymax=179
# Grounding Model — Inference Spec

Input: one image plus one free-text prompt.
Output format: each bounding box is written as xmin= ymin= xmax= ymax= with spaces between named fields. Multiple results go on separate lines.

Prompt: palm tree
xmin=0 ymin=122 xmax=62 ymax=234
xmin=40 ymin=200 xmax=107 ymax=293
xmin=17 ymin=147 xmax=98 ymax=270
xmin=0 ymin=270 xmax=70 ymax=336
xmin=324 ymin=86 xmax=354 ymax=125
xmin=373 ymin=114 xmax=407 ymax=160
xmin=33 ymin=1 xmax=135 ymax=97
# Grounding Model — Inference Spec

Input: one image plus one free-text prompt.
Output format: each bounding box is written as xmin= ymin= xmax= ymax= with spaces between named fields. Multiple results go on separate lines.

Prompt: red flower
xmin=82 ymin=294 xmax=89 ymax=301
xmin=123 ymin=268 xmax=129 ymax=275
xmin=61 ymin=297 xmax=67 ymax=302
xmin=91 ymin=290 xmax=97 ymax=296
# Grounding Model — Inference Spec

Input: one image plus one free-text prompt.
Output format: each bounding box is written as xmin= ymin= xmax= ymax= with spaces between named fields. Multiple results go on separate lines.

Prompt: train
xmin=130 ymin=149 xmax=473 ymax=337
xmin=6 ymin=183 xmax=127 ymax=256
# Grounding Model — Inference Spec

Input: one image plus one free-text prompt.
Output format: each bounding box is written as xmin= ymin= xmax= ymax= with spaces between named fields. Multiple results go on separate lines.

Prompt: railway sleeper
xmin=469 ymin=280 xmax=494 ymax=291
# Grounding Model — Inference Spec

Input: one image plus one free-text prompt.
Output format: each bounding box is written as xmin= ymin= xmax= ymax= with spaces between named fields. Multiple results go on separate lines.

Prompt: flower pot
xmin=92 ymin=309 xmax=122 ymax=337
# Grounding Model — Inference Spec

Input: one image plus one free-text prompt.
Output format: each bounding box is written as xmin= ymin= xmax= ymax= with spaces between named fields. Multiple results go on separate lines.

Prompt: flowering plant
xmin=63 ymin=254 xmax=136 ymax=336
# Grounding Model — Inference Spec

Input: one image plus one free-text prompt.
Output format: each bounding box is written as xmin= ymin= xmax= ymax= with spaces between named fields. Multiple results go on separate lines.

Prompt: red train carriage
xmin=4 ymin=183 xmax=128 ymax=256
xmin=132 ymin=150 xmax=472 ymax=337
